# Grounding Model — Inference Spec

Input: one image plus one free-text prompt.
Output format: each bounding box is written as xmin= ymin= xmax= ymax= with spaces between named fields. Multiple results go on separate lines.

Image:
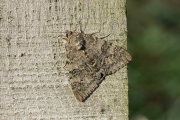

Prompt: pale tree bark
xmin=0 ymin=0 xmax=128 ymax=119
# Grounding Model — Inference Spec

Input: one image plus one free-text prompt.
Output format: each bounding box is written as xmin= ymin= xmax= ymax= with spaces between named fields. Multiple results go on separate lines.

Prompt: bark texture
xmin=0 ymin=0 xmax=128 ymax=119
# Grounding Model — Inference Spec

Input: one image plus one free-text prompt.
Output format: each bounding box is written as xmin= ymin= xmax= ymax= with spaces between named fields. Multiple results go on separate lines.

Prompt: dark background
xmin=127 ymin=0 xmax=180 ymax=120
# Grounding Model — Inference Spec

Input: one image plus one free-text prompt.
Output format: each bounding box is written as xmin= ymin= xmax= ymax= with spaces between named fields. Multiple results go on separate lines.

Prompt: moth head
xmin=75 ymin=33 xmax=86 ymax=50
xmin=66 ymin=30 xmax=73 ymax=37
xmin=66 ymin=31 xmax=85 ymax=50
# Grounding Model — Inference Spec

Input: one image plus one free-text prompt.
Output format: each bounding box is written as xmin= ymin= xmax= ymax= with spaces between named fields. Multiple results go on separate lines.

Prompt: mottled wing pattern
xmin=65 ymin=31 xmax=131 ymax=102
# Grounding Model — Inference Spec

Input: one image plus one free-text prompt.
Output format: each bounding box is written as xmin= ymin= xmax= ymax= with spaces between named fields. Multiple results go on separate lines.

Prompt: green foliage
xmin=127 ymin=0 xmax=180 ymax=120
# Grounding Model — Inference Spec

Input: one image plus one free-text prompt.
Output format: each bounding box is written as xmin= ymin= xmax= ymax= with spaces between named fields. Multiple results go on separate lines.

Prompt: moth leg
xmin=78 ymin=20 xmax=84 ymax=34
xmin=62 ymin=37 xmax=67 ymax=40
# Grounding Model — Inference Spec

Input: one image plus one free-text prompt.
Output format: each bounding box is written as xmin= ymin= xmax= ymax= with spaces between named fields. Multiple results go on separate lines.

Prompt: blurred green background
xmin=127 ymin=0 xmax=180 ymax=120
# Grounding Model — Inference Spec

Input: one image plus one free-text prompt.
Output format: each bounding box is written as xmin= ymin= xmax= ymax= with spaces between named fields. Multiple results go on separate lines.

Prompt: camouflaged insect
xmin=64 ymin=30 xmax=131 ymax=102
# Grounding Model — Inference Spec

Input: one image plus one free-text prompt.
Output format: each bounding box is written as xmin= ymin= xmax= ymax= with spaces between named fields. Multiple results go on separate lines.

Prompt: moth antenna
xmin=99 ymin=34 xmax=110 ymax=39
xmin=90 ymin=31 xmax=100 ymax=36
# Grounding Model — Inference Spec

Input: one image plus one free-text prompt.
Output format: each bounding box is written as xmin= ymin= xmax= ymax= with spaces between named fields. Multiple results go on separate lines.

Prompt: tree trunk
xmin=0 ymin=0 xmax=128 ymax=119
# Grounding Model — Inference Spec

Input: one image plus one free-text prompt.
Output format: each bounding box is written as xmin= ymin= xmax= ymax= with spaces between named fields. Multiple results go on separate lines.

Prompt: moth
xmin=64 ymin=30 xmax=131 ymax=102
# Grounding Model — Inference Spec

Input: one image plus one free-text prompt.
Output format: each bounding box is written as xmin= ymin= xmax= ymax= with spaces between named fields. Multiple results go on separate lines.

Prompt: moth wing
xmin=70 ymin=75 xmax=101 ymax=102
